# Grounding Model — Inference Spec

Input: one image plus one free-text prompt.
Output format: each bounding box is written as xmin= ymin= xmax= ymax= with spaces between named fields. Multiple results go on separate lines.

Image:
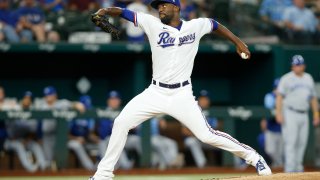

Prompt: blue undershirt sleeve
xmin=210 ymin=19 xmax=219 ymax=31
xmin=120 ymin=8 xmax=138 ymax=27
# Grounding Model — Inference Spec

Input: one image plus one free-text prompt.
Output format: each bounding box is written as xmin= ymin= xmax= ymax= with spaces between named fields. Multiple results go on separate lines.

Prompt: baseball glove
xmin=91 ymin=14 xmax=120 ymax=39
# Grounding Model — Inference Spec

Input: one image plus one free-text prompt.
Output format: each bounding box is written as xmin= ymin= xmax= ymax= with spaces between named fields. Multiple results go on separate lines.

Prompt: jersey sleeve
xmin=121 ymin=9 xmax=155 ymax=35
xmin=197 ymin=18 xmax=219 ymax=37
xmin=309 ymin=75 xmax=318 ymax=98
xmin=277 ymin=77 xmax=286 ymax=96
xmin=57 ymin=99 xmax=73 ymax=109
xmin=283 ymin=7 xmax=292 ymax=22
xmin=135 ymin=12 xmax=156 ymax=35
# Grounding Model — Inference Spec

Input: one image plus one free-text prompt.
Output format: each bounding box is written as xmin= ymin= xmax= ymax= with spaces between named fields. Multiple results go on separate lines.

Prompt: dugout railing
xmin=0 ymin=107 xmax=317 ymax=170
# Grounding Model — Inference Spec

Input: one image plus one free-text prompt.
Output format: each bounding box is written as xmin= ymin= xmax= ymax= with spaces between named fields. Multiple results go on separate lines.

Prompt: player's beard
xmin=160 ymin=14 xmax=173 ymax=25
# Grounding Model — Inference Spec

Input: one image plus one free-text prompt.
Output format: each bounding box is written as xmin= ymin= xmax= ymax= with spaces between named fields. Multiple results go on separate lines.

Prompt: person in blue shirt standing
xmin=0 ymin=0 xmax=20 ymax=43
xmin=283 ymin=0 xmax=320 ymax=44
xmin=262 ymin=79 xmax=283 ymax=168
xmin=259 ymin=0 xmax=292 ymax=38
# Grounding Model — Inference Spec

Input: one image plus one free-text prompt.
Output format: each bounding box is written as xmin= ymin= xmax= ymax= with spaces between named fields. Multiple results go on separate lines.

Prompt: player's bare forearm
xmin=275 ymin=95 xmax=283 ymax=114
xmin=311 ymin=97 xmax=320 ymax=126
xmin=96 ymin=7 xmax=123 ymax=17
xmin=311 ymin=97 xmax=319 ymax=112
xmin=215 ymin=23 xmax=241 ymax=45
xmin=215 ymin=23 xmax=251 ymax=59
xmin=275 ymin=94 xmax=284 ymax=124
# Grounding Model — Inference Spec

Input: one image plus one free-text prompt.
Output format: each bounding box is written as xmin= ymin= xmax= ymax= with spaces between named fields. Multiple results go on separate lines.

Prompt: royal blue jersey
xmin=0 ymin=9 xmax=18 ymax=26
xmin=97 ymin=119 xmax=113 ymax=139
xmin=15 ymin=6 xmax=45 ymax=24
xmin=69 ymin=118 xmax=94 ymax=137
xmin=40 ymin=0 xmax=65 ymax=12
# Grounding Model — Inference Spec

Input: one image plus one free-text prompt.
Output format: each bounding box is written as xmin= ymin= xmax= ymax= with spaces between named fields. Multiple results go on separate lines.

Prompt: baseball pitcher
xmin=90 ymin=1 xmax=271 ymax=179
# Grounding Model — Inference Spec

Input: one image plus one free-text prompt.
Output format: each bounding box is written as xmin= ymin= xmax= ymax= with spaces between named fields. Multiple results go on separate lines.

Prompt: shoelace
xmin=256 ymin=160 xmax=266 ymax=171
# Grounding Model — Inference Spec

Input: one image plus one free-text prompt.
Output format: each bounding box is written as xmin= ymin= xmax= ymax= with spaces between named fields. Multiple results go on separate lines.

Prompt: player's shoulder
xmin=189 ymin=17 xmax=210 ymax=23
xmin=184 ymin=17 xmax=211 ymax=27
xmin=281 ymin=72 xmax=293 ymax=80
xmin=137 ymin=11 xmax=159 ymax=21
xmin=286 ymin=6 xmax=297 ymax=13
xmin=303 ymin=72 xmax=314 ymax=80
xmin=303 ymin=72 xmax=312 ymax=76
xmin=56 ymin=99 xmax=72 ymax=108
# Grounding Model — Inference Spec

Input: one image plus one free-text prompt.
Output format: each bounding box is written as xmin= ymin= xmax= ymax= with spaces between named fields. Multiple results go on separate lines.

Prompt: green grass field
xmin=0 ymin=174 xmax=253 ymax=180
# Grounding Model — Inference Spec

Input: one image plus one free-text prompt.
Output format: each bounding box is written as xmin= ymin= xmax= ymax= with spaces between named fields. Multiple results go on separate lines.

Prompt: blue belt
xmin=152 ymin=80 xmax=190 ymax=89
xmin=288 ymin=106 xmax=307 ymax=114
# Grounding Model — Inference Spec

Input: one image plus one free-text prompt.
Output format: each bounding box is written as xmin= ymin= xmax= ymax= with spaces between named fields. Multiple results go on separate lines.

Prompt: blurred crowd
xmin=0 ymin=0 xmax=319 ymax=44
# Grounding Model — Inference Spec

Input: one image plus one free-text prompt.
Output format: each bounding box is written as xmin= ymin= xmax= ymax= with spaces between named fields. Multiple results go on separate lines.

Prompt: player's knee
xmin=196 ymin=134 xmax=213 ymax=145
xmin=113 ymin=118 xmax=131 ymax=132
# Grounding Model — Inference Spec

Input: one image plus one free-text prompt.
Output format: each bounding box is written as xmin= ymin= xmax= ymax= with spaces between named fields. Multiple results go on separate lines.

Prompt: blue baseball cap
xmin=79 ymin=95 xmax=92 ymax=109
xmin=151 ymin=0 xmax=181 ymax=9
xmin=43 ymin=86 xmax=57 ymax=96
xmin=24 ymin=91 xmax=33 ymax=97
xmin=291 ymin=55 xmax=305 ymax=66
xmin=199 ymin=90 xmax=209 ymax=98
xmin=273 ymin=78 xmax=280 ymax=88
xmin=108 ymin=90 xmax=121 ymax=99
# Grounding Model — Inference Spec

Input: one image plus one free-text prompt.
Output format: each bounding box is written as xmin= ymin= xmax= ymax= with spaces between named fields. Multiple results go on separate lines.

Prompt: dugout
xmin=0 ymin=43 xmax=319 ymax=168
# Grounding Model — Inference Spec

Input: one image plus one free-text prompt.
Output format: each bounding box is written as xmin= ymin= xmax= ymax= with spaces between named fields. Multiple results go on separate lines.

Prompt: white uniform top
xmin=35 ymin=99 xmax=73 ymax=133
xmin=278 ymin=71 xmax=317 ymax=111
xmin=35 ymin=99 xmax=72 ymax=110
xmin=0 ymin=98 xmax=20 ymax=111
xmin=134 ymin=12 xmax=215 ymax=83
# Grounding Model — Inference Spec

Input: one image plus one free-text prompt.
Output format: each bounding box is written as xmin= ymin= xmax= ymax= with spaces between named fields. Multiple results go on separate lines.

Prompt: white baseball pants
xmin=93 ymin=83 xmax=260 ymax=179
xmin=282 ymin=108 xmax=309 ymax=172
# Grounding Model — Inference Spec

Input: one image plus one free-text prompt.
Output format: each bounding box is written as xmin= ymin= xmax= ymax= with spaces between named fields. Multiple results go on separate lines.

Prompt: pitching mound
xmin=221 ymin=172 xmax=320 ymax=180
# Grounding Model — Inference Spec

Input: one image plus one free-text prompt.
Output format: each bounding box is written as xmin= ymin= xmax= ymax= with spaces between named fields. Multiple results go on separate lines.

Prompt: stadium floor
xmin=0 ymin=174 xmax=250 ymax=180
xmin=2 ymin=173 xmax=320 ymax=180
xmin=1 ymin=167 xmax=319 ymax=180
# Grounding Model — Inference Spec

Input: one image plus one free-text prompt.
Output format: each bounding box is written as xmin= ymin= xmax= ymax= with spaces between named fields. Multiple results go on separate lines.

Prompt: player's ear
xmin=174 ymin=6 xmax=180 ymax=12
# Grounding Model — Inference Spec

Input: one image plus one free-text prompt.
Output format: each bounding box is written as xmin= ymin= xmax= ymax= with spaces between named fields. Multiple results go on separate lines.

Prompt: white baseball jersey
xmin=92 ymin=10 xmax=268 ymax=180
xmin=134 ymin=12 xmax=215 ymax=83
xmin=36 ymin=99 xmax=73 ymax=110
xmin=278 ymin=71 xmax=317 ymax=111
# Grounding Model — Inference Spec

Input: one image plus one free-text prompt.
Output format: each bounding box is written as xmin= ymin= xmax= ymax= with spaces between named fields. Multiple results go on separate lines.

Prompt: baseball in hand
xmin=241 ymin=52 xmax=249 ymax=59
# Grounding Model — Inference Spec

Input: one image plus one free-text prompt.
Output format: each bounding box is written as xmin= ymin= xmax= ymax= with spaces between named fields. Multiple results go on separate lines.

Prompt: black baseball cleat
xmin=88 ymin=177 xmax=94 ymax=180
xmin=256 ymin=156 xmax=272 ymax=176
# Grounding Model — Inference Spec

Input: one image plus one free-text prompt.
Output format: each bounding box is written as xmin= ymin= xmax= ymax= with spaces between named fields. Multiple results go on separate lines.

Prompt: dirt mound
xmin=220 ymin=172 xmax=320 ymax=180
